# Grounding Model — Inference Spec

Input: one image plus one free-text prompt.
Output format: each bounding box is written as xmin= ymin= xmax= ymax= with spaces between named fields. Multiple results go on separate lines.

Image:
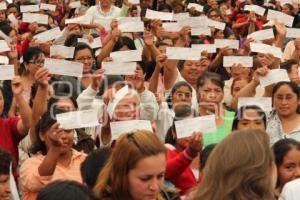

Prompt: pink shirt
xmin=20 ymin=149 xmax=86 ymax=200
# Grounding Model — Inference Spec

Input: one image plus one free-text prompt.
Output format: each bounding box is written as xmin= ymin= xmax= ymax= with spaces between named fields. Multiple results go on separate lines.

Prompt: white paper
xmin=286 ymin=28 xmax=300 ymax=38
xmin=56 ymin=110 xmax=99 ymax=130
xmin=20 ymin=4 xmax=40 ymax=13
xmin=0 ymin=40 xmax=10 ymax=52
xmin=163 ymin=22 xmax=181 ymax=32
xmin=110 ymin=49 xmax=142 ymax=62
xmin=267 ymin=9 xmax=294 ymax=27
xmin=33 ymin=27 xmax=61 ymax=43
xmin=166 ymin=47 xmax=201 ymax=60
xmin=191 ymin=27 xmax=211 ymax=36
xmin=208 ymin=19 xmax=225 ymax=30
xmin=278 ymin=0 xmax=300 ymax=6
xmin=215 ymin=39 xmax=239 ymax=49
xmin=9 ymin=163 xmax=20 ymax=200
xmin=78 ymin=37 xmax=102 ymax=48
xmin=173 ymin=12 xmax=189 ymax=21
xmin=0 ymin=56 xmax=9 ymax=64
xmin=226 ymin=9 xmax=232 ymax=15
xmin=223 ymin=56 xmax=253 ymax=67
xmin=177 ymin=16 xmax=208 ymax=27
xmin=69 ymin=1 xmax=81 ymax=8
xmin=40 ymin=3 xmax=56 ymax=11
xmin=145 ymin=9 xmax=173 ymax=21
xmin=50 ymin=45 xmax=75 ymax=58
xmin=44 ymin=58 xmax=83 ymax=77
xmin=117 ymin=17 xmax=141 ymax=24
xmin=259 ymin=69 xmax=290 ymax=87
xmin=0 ymin=2 xmax=7 ymax=10
xmin=191 ymin=44 xmax=216 ymax=53
xmin=110 ymin=120 xmax=153 ymax=139
xmin=118 ymin=21 xmax=144 ymax=32
xmin=238 ymin=97 xmax=272 ymax=111
xmin=187 ymin=3 xmax=203 ymax=12
xmin=244 ymin=5 xmax=266 ymax=16
xmin=102 ymin=62 xmax=136 ymax=75
xmin=23 ymin=13 xmax=48 ymax=25
xmin=92 ymin=18 xmax=111 ymax=30
xmin=250 ymin=42 xmax=283 ymax=59
xmin=247 ymin=29 xmax=274 ymax=41
xmin=0 ymin=65 xmax=14 ymax=80
xmin=175 ymin=115 xmax=217 ymax=138
xmin=8 ymin=14 xmax=18 ymax=27
xmin=128 ymin=0 xmax=140 ymax=4
xmin=65 ymin=15 xmax=91 ymax=25
xmin=107 ymin=85 xmax=129 ymax=118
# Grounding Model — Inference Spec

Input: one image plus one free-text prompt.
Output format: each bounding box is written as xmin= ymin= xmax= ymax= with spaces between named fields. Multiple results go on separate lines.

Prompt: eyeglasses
xmin=28 ymin=59 xmax=45 ymax=66
xmin=76 ymin=57 xmax=93 ymax=62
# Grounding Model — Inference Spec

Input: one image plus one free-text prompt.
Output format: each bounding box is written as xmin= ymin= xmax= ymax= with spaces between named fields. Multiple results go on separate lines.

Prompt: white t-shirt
xmin=279 ymin=178 xmax=300 ymax=200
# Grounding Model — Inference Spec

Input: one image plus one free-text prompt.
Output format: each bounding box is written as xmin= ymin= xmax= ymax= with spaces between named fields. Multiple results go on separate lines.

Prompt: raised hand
xmin=35 ymin=67 xmax=50 ymax=87
xmin=156 ymin=54 xmax=168 ymax=69
xmin=188 ymin=132 xmax=203 ymax=154
xmin=11 ymin=76 xmax=24 ymax=96
xmin=144 ymin=29 xmax=154 ymax=46
xmin=252 ymin=66 xmax=269 ymax=84
xmin=91 ymin=69 xmax=105 ymax=91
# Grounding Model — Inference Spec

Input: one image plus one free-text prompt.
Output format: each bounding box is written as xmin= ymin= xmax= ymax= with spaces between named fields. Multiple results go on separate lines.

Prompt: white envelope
xmin=175 ymin=115 xmax=217 ymax=138
xmin=102 ymin=62 xmax=136 ymax=75
xmin=215 ymin=39 xmax=239 ymax=49
xmin=110 ymin=49 xmax=142 ymax=62
xmin=50 ymin=45 xmax=75 ymax=58
xmin=56 ymin=110 xmax=99 ymax=130
xmin=20 ymin=4 xmax=40 ymax=13
xmin=0 ymin=2 xmax=7 ymax=10
xmin=177 ymin=16 xmax=208 ymax=28
xmin=191 ymin=27 xmax=211 ymax=36
xmin=250 ymin=42 xmax=283 ymax=59
xmin=187 ymin=3 xmax=203 ymax=12
xmin=163 ymin=22 xmax=181 ymax=32
xmin=33 ymin=27 xmax=62 ymax=43
xmin=208 ymin=19 xmax=225 ymax=30
xmin=8 ymin=14 xmax=18 ymax=27
xmin=118 ymin=21 xmax=144 ymax=32
xmin=145 ymin=9 xmax=173 ymax=21
xmin=286 ymin=28 xmax=300 ymax=38
xmin=223 ymin=56 xmax=253 ymax=67
xmin=92 ymin=18 xmax=112 ymax=31
xmin=247 ymin=29 xmax=274 ymax=41
xmin=44 ymin=58 xmax=83 ymax=77
xmin=110 ymin=120 xmax=153 ymax=140
xmin=23 ymin=13 xmax=48 ymax=25
xmin=40 ymin=3 xmax=56 ymax=11
xmin=0 ymin=40 xmax=10 ymax=52
xmin=69 ymin=1 xmax=81 ymax=8
xmin=0 ymin=65 xmax=14 ymax=80
xmin=267 ymin=9 xmax=294 ymax=27
xmin=128 ymin=0 xmax=140 ymax=4
xmin=191 ymin=44 xmax=216 ymax=53
xmin=166 ymin=47 xmax=201 ymax=60
xmin=0 ymin=56 xmax=9 ymax=64
xmin=173 ymin=12 xmax=189 ymax=21
xmin=107 ymin=85 xmax=129 ymax=119
xmin=244 ymin=4 xmax=266 ymax=16
xmin=117 ymin=17 xmax=141 ymax=24
xmin=259 ymin=69 xmax=290 ymax=87
xmin=78 ymin=37 xmax=102 ymax=48
xmin=238 ymin=97 xmax=272 ymax=111
xmin=65 ymin=15 xmax=91 ymax=25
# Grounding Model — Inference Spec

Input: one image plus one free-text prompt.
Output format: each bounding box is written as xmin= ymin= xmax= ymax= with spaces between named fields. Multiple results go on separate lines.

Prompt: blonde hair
xmin=192 ymin=130 xmax=275 ymax=200
xmin=94 ymin=130 xmax=166 ymax=200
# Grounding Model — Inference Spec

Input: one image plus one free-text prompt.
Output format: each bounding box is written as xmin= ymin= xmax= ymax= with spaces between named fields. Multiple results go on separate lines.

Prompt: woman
xmin=197 ymin=72 xmax=235 ymax=146
xmin=93 ymin=130 xmax=179 ymax=200
xmin=267 ymin=81 xmax=300 ymax=145
xmin=232 ymin=105 xmax=267 ymax=131
xmin=191 ymin=129 xmax=277 ymax=200
xmin=273 ymin=139 xmax=300 ymax=194
xmin=20 ymin=111 xmax=86 ymax=200
xmin=164 ymin=104 xmax=203 ymax=194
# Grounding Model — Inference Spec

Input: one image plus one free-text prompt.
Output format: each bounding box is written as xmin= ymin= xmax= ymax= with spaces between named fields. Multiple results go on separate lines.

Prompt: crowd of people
xmin=1 ymin=0 xmax=300 ymax=199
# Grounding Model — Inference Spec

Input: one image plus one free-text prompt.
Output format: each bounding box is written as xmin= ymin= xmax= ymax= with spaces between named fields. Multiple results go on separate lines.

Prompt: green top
xmin=203 ymin=110 xmax=235 ymax=146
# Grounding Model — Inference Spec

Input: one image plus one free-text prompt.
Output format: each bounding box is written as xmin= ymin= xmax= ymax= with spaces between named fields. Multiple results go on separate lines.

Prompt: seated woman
xmin=93 ymin=130 xmax=179 ymax=200
xmin=20 ymin=111 xmax=86 ymax=200
xmin=164 ymin=104 xmax=203 ymax=194
xmin=191 ymin=129 xmax=277 ymax=200
xmin=197 ymin=72 xmax=235 ymax=146
xmin=232 ymin=105 xmax=267 ymax=131
xmin=273 ymin=139 xmax=300 ymax=196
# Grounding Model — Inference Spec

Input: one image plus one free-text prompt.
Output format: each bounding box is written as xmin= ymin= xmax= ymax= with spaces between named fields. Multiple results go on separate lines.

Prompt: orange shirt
xmin=20 ymin=149 xmax=86 ymax=200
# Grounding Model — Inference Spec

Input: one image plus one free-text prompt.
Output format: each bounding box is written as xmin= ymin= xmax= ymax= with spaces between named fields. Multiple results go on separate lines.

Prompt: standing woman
xmin=197 ymin=72 xmax=235 ymax=146
xmin=267 ymin=81 xmax=300 ymax=145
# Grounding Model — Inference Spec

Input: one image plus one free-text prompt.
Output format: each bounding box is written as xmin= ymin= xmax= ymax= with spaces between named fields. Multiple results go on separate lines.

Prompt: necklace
xmin=97 ymin=4 xmax=114 ymax=17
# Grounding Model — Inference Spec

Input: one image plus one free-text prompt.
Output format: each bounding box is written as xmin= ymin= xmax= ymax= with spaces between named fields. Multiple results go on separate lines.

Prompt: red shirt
xmin=0 ymin=117 xmax=23 ymax=165
xmin=235 ymin=14 xmax=263 ymax=34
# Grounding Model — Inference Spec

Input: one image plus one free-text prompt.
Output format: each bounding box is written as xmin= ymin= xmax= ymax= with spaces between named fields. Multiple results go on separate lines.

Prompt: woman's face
xmin=100 ymin=0 xmax=112 ymax=8
xmin=231 ymin=79 xmax=249 ymax=97
xmin=74 ymin=48 xmax=93 ymax=74
xmin=198 ymin=80 xmax=224 ymax=112
xmin=0 ymin=10 xmax=5 ymax=22
xmin=282 ymin=5 xmax=292 ymax=15
xmin=171 ymin=85 xmax=192 ymax=110
xmin=25 ymin=53 xmax=45 ymax=75
xmin=180 ymin=60 xmax=208 ymax=86
xmin=278 ymin=148 xmax=300 ymax=188
xmin=54 ymin=98 xmax=76 ymax=112
xmin=113 ymin=94 xmax=140 ymax=121
xmin=0 ymin=174 xmax=10 ymax=200
xmin=273 ymin=84 xmax=299 ymax=117
xmin=236 ymin=109 xmax=265 ymax=131
xmin=7 ymin=7 xmax=19 ymax=18
xmin=0 ymin=90 xmax=3 ymax=116
xmin=288 ymin=64 xmax=299 ymax=83
xmin=158 ymin=45 xmax=167 ymax=54
xmin=128 ymin=153 xmax=166 ymax=200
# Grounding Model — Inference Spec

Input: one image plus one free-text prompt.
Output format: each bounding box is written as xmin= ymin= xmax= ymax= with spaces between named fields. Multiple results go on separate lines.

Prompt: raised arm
xmin=148 ymin=54 xmax=167 ymax=94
